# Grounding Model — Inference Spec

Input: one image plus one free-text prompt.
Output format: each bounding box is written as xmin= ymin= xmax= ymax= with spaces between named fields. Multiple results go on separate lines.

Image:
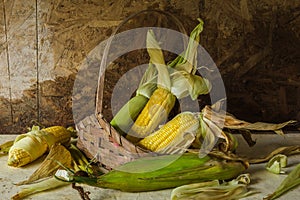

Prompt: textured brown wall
xmin=0 ymin=0 xmax=299 ymax=134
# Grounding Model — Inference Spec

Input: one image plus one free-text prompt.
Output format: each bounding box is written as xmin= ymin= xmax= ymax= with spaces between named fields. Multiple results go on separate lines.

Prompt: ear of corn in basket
xmin=125 ymin=29 xmax=173 ymax=140
xmin=127 ymin=20 xmax=211 ymax=142
xmin=64 ymin=152 xmax=247 ymax=192
xmin=138 ymin=111 xmax=200 ymax=154
xmin=110 ymin=94 xmax=149 ymax=135
xmin=8 ymin=125 xmax=73 ymax=167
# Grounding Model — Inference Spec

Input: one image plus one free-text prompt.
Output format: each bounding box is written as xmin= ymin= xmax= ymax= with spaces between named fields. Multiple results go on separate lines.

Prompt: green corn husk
xmin=110 ymin=36 xmax=158 ymax=134
xmin=264 ymin=163 xmax=300 ymax=200
xmin=111 ymin=19 xmax=210 ymax=136
xmin=266 ymin=154 xmax=288 ymax=174
xmin=68 ymin=153 xmax=247 ymax=192
xmin=12 ymin=177 xmax=70 ymax=200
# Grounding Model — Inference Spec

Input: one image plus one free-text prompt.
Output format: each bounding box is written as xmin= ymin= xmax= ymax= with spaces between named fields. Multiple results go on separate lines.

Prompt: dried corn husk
xmin=171 ymin=174 xmax=254 ymax=200
xmin=16 ymin=143 xmax=72 ymax=185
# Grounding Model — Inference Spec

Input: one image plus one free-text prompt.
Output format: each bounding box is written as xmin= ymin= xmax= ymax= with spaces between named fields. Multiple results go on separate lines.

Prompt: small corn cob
xmin=138 ymin=112 xmax=199 ymax=154
xmin=8 ymin=126 xmax=72 ymax=167
xmin=127 ymin=87 xmax=176 ymax=141
xmin=71 ymin=153 xmax=248 ymax=192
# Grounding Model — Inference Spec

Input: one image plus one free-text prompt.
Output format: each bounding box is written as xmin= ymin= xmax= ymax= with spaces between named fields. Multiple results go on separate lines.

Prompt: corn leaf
xmin=146 ymin=29 xmax=171 ymax=90
xmin=68 ymin=143 xmax=94 ymax=175
xmin=168 ymin=18 xmax=204 ymax=74
xmin=197 ymin=113 xmax=228 ymax=157
xmin=110 ymin=30 xmax=160 ymax=129
xmin=170 ymin=70 xmax=211 ymax=100
xmin=146 ymin=29 xmax=166 ymax=66
xmin=136 ymin=63 xmax=157 ymax=98
xmin=12 ymin=177 xmax=70 ymax=200
xmin=249 ymin=146 xmax=300 ymax=164
xmin=171 ymin=173 xmax=253 ymax=200
xmin=264 ymin=163 xmax=300 ymax=200
xmin=136 ymin=32 xmax=159 ymax=98
xmin=202 ymin=105 xmax=296 ymax=134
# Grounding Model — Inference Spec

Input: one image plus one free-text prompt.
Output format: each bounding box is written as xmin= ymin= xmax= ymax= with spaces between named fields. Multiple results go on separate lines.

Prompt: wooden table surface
xmin=1 ymin=133 xmax=300 ymax=199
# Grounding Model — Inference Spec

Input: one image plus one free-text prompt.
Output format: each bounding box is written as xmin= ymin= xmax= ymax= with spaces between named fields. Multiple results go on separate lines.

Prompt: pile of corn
xmin=111 ymin=19 xmax=211 ymax=154
xmin=1 ymin=19 xmax=298 ymax=200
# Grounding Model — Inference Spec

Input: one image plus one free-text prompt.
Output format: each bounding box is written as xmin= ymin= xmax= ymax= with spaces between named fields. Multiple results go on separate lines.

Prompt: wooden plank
xmin=0 ymin=0 xmax=12 ymax=132
xmin=4 ymin=0 xmax=38 ymax=132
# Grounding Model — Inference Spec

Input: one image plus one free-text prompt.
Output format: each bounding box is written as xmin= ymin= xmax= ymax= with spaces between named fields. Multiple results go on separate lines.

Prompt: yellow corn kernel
xmin=138 ymin=112 xmax=199 ymax=153
xmin=8 ymin=148 xmax=32 ymax=167
xmin=127 ymin=87 xmax=176 ymax=141
xmin=8 ymin=133 xmax=47 ymax=167
xmin=42 ymin=126 xmax=72 ymax=146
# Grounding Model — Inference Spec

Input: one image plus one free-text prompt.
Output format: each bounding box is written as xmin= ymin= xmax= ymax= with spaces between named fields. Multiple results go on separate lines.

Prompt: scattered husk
xmin=197 ymin=103 xmax=296 ymax=155
xmin=11 ymin=176 xmax=70 ymax=200
xmin=249 ymin=146 xmax=300 ymax=164
xmin=265 ymin=154 xmax=287 ymax=174
xmin=202 ymin=105 xmax=296 ymax=134
xmin=264 ymin=163 xmax=300 ymax=200
xmin=171 ymin=174 xmax=254 ymax=200
xmin=16 ymin=143 xmax=73 ymax=185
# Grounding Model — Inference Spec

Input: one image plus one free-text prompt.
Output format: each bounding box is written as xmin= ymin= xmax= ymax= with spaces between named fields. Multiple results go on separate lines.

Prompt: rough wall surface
xmin=0 ymin=0 xmax=299 ymax=133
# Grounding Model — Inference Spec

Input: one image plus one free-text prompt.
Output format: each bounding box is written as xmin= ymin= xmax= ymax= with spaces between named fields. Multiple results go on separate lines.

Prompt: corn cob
xmin=110 ymin=30 xmax=159 ymax=135
xmin=127 ymin=87 xmax=176 ymax=140
xmin=138 ymin=112 xmax=199 ymax=153
xmin=8 ymin=126 xmax=72 ymax=167
xmin=70 ymin=153 xmax=247 ymax=192
xmin=110 ymin=95 xmax=148 ymax=135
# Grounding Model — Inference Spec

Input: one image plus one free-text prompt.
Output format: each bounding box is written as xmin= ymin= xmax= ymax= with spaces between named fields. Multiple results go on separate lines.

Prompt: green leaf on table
xmin=264 ymin=163 xmax=300 ymax=200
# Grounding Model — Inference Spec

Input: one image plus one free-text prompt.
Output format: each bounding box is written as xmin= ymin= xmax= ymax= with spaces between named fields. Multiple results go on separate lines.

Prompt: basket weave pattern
xmin=76 ymin=114 xmax=155 ymax=168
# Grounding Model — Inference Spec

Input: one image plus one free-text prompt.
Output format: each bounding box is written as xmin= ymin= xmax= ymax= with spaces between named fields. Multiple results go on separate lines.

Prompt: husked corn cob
xmin=127 ymin=87 xmax=176 ymax=141
xmin=138 ymin=112 xmax=199 ymax=153
xmin=110 ymin=95 xmax=148 ymax=135
xmin=71 ymin=153 xmax=248 ymax=192
xmin=8 ymin=126 xmax=72 ymax=167
xmin=42 ymin=126 xmax=72 ymax=146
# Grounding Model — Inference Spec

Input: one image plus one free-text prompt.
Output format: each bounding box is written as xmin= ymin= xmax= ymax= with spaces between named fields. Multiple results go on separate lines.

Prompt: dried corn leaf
xmin=264 ymin=163 xmax=300 ymax=200
xmin=198 ymin=104 xmax=296 ymax=153
xmin=12 ymin=176 xmax=70 ymax=200
xmin=202 ymin=105 xmax=295 ymax=134
xmin=171 ymin=174 xmax=253 ymax=200
xmin=16 ymin=143 xmax=72 ymax=185
xmin=249 ymin=146 xmax=300 ymax=164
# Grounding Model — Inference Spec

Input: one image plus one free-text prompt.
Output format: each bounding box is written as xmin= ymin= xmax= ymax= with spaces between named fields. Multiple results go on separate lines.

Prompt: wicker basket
xmin=76 ymin=10 xmax=187 ymax=169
